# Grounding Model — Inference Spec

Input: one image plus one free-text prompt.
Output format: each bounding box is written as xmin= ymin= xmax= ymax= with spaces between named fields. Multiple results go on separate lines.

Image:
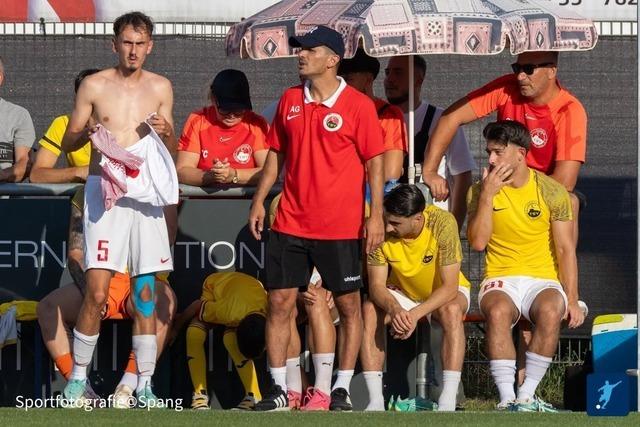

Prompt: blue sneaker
xmin=137 ymin=385 xmax=165 ymax=409
xmin=390 ymin=396 xmax=438 ymax=412
xmin=509 ymin=396 xmax=560 ymax=413
xmin=63 ymin=379 xmax=89 ymax=408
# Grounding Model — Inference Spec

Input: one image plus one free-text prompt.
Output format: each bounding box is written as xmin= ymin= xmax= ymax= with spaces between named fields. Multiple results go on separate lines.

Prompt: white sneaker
xmin=112 ymin=384 xmax=134 ymax=409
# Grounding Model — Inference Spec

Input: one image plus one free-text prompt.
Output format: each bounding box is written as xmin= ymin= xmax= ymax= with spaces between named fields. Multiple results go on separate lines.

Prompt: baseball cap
xmin=211 ymin=69 xmax=252 ymax=112
xmin=338 ymin=47 xmax=380 ymax=79
xmin=289 ymin=25 xmax=345 ymax=58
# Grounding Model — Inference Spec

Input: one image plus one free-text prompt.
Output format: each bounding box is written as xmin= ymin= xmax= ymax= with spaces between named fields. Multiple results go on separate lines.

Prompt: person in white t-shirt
xmin=384 ymin=55 xmax=475 ymax=231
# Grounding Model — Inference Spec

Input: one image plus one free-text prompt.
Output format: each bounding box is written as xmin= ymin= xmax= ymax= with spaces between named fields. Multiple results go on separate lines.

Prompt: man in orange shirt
xmin=421 ymin=51 xmax=587 ymax=243
xmin=338 ymin=48 xmax=407 ymax=184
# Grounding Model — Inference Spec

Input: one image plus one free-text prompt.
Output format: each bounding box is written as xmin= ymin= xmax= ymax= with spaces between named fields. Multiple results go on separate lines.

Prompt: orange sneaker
xmin=300 ymin=387 xmax=330 ymax=411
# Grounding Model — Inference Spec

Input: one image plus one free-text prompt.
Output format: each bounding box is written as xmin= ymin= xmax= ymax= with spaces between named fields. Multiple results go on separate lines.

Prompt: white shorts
xmin=84 ymin=176 xmax=172 ymax=276
xmin=386 ymin=285 xmax=470 ymax=317
xmin=478 ymin=276 xmax=568 ymax=324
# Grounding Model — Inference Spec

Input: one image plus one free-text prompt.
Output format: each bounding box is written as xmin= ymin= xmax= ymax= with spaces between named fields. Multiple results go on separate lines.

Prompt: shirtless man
xmin=60 ymin=11 xmax=178 ymax=406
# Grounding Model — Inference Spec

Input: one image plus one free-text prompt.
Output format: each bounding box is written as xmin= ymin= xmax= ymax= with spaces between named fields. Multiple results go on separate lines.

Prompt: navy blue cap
xmin=289 ymin=25 xmax=345 ymax=58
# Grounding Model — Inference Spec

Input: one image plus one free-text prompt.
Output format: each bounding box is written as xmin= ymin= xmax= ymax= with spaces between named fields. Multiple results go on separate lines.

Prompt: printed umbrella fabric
xmin=225 ymin=0 xmax=598 ymax=60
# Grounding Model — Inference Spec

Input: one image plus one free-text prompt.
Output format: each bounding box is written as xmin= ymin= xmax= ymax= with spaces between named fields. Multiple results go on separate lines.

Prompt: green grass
xmin=1 ymin=408 xmax=639 ymax=426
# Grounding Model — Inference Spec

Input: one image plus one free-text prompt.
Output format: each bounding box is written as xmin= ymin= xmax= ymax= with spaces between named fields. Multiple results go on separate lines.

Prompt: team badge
xmin=525 ymin=201 xmax=542 ymax=219
xmin=422 ymin=252 xmax=434 ymax=264
xmin=530 ymin=128 xmax=548 ymax=148
xmin=202 ymin=149 xmax=208 ymax=159
xmin=233 ymin=144 xmax=253 ymax=164
xmin=323 ymin=113 xmax=343 ymax=132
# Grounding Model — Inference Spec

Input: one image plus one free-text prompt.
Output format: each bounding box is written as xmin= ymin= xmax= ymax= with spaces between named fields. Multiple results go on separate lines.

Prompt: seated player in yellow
xmin=172 ymin=272 xmax=267 ymax=410
xmin=467 ymin=120 xmax=585 ymax=412
xmin=362 ymin=184 xmax=470 ymax=411
xmin=29 ymin=69 xmax=99 ymax=184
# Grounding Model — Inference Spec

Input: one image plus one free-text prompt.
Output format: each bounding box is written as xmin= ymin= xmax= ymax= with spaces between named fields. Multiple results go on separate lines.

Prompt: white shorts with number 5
xmin=478 ymin=276 xmax=567 ymax=324
xmin=83 ymin=176 xmax=172 ymax=277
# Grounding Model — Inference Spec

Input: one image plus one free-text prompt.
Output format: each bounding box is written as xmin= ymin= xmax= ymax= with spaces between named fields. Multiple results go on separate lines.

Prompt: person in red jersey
xmin=421 ymin=51 xmax=586 ymax=245
xmin=177 ymin=69 xmax=268 ymax=186
xmin=248 ymin=26 xmax=385 ymax=411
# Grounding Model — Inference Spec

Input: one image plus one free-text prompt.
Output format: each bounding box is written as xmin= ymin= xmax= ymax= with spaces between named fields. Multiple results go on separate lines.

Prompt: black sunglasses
xmin=511 ymin=62 xmax=555 ymax=75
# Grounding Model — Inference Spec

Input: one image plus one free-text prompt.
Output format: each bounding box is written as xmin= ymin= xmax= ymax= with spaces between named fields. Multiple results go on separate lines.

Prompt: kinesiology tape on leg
xmin=133 ymin=273 xmax=156 ymax=318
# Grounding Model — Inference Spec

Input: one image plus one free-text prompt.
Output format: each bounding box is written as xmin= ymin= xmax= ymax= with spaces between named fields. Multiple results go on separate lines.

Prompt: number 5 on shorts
xmin=97 ymin=240 xmax=109 ymax=262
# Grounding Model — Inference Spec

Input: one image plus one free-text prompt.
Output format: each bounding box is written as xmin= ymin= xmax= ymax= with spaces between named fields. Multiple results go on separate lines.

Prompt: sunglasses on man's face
xmin=511 ymin=62 xmax=555 ymax=75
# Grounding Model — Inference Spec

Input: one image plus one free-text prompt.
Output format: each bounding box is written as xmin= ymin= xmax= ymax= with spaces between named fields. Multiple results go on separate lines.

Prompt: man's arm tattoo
xmin=68 ymin=205 xmax=87 ymax=290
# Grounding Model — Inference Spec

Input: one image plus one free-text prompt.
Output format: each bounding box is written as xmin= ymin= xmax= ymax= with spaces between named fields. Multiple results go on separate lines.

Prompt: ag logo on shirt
xmin=323 ymin=113 xmax=343 ymax=132
xmin=233 ymin=144 xmax=253 ymax=164
xmin=530 ymin=128 xmax=548 ymax=148
xmin=525 ymin=201 xmax=542 ymax=219
xmin=422 ymin=251 xmax=434 ymax=264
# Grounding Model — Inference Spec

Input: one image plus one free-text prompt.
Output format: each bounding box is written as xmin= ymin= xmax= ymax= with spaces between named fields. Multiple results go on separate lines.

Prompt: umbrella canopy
xmin=225 ymin=0 xmax=598 ymax=184
xmin=226 ymin=0 xmax=598 ymax=60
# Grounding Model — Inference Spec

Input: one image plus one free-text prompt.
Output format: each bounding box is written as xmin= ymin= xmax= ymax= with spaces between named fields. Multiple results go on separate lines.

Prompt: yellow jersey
xmin=467 ymin=168 xmax=572 ymax=281
xmin=368 ymin=205 xmax=470 ymax=302
xmin=39 ymin=114 xmax=91 ymax=167
xmin=199 ymin=272 xmax=267 ymax=327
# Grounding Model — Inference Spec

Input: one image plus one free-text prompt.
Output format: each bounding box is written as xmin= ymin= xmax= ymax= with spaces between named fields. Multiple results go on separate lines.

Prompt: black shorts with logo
xmin=266 ymin=230 xmax=363 ymax=293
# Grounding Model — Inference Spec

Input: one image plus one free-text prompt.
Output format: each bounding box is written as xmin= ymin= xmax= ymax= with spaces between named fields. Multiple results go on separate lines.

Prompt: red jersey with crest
xmin=178 ymin=106 xmax=268 ymax=169
xmin=467 ymin=74 xmax=587 ymax=175
xmin=268 ymin=78 xmax=385 ymax=239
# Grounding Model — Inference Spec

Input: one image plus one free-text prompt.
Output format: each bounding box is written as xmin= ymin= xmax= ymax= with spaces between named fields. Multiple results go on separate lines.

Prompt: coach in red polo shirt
xmin=249 ymin=26 xmax=385 ymax=411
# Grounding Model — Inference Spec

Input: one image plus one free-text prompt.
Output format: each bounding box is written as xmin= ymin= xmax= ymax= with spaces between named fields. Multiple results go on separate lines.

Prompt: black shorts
xmin=266 ymin=230 xmax=363 ymax=293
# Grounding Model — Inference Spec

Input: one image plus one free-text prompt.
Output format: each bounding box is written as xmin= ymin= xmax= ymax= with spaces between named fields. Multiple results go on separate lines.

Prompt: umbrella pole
xmin=637 ymin=11 xmax=640 ymax=411
xmin=408 ymin=56 xmax=415 ymax=185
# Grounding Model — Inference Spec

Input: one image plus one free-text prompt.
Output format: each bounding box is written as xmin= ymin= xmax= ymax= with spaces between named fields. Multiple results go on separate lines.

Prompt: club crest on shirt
xmin=422 ymin=251 xmax=434 ymax=264
xmin=323 ymin=113 xmax=343 ymax=132
xmin=233 ymin=144 xmax=252 ymax=164
xmin=202 ymin=149 xmax=208 ymax=159
xmin=525 ymin=200 xmax=542 ymax=219
xmin=530 ymin=128 xmax=548 ymax=148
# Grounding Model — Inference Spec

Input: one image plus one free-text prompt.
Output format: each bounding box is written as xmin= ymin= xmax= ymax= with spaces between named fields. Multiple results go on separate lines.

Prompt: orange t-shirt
xmin=178 ymin=106 xmax=269 ymax=170
xmin=467 ymin=74 xmax=587 ymax=175
xmin=373 ymin=98 xmax=407 ymax=152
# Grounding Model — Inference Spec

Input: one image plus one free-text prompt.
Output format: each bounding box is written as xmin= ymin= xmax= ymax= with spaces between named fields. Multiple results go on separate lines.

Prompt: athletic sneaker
xmin=329 ymin=387 xmax=353 ymax=411
xmin=137 ymin=385 xmax=165 ymax=409
xmin=300 ymin=387 xmax=330 ymax=411
xmin=509 ymin=396 xmax=559 ymax=413
xmin=287 ymin=390 xmax=302 ymax=410
xmin=233 ymin=393 xmax=256 ymax=411
xmin=191 ymin=390 xmax=209 ymax=410
xmin=254 ymin=385 xmax=289 ymax=412
xmin=63 ymin=379 xmax=89 ymax=407
xmin=496 ymin=400 xmax=515 ymax=411
xmin=390 ymin=396 xmax=438 ymax=412
xmin=84 ymin=380 xmax=100 ymax=403
xmin=112 ymin=384 xmax=135 ymax=409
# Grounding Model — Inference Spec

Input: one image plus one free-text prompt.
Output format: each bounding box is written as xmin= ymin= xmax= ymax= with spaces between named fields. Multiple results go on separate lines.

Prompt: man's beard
xmin=386 ymin=92 xmax=409 ymax=106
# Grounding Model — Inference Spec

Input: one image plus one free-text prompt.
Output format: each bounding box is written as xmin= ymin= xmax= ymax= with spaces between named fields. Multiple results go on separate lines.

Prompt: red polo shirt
xmin=269 ymin=78 xmax=385 ymax=239
xmin=467 ymin=74 xmax=587 ymax=175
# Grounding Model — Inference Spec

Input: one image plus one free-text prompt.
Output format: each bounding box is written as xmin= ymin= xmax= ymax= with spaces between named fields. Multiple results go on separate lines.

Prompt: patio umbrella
xmin=226 ymin=0 xmax=598 ymax=183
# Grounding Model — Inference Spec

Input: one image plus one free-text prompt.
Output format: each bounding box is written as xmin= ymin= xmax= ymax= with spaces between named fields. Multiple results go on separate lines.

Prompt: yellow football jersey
xmin=368 ymin=205 xmax=470 ymax=302
xmin=467 ymin=168 xmax=572 ymax=281
xmin=39 ymin=114 xmax=91 ymax=167
xmin=199 ymin=272 xmax=267 ymax=327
